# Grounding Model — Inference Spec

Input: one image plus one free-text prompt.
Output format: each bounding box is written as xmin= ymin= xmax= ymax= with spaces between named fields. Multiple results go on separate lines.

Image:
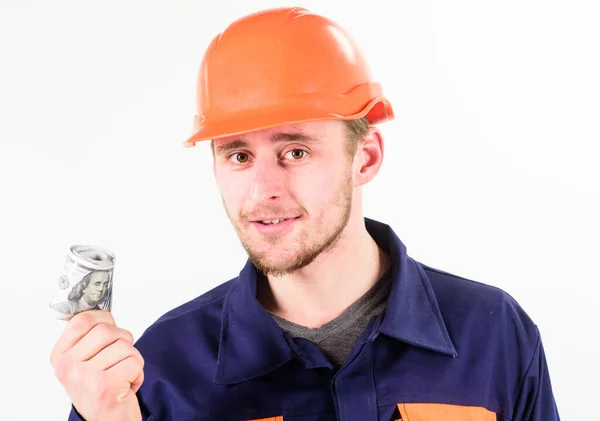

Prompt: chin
xmin=256 ymin=249 xmax=296 ymax=266
xmin=253 ymin=261 xmax=299 ymax=277
xmin=246 ymin=247 xmax=303 ymax=275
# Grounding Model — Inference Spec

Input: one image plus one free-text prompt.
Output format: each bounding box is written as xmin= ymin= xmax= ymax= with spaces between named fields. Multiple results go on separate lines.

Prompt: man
xmin=51 ymin=270 xmax=111 ymax=316
xmin=51 ymin=7 xmax=560 ymax=421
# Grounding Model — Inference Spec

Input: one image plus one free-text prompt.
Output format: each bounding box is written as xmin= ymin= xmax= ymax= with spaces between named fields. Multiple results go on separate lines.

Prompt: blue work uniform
xmin=68 ymin=218 xmax=560 ymax=421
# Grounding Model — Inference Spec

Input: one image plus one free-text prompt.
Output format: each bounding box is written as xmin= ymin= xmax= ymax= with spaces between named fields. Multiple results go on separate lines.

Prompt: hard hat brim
xmin=183 ymin=96 xmax=394 ymax=147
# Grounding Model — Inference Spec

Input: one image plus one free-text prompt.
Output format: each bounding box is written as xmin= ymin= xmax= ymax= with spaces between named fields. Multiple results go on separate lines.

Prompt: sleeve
xmin=67 ymin=406 xmax=82 ymax=421
xmin=67 ymin=406 xmax=89 ymax=421
xmin=512 ymin=327 xmax=561 ymax=421
xmin=67 ymin=403 xmax=155 ymax=421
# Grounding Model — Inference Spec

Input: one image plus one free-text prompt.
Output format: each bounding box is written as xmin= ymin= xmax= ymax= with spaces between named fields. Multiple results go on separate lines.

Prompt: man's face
xmin=213 ymin=120 xmax=356 ymax=276
xmin=82 ymin=271 xmax=110 ymax=305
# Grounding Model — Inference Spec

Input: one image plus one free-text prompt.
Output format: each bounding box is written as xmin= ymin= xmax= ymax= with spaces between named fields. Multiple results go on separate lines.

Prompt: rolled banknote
xmin=49 ymin=245 xmax=115 ymax=320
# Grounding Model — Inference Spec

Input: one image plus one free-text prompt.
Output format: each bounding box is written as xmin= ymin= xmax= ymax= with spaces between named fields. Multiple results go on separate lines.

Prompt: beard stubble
xmin=227 ymin=170 xmax=354 ymax=277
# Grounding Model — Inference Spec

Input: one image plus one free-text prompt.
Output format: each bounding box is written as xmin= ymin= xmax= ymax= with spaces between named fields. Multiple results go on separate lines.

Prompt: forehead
xmin=90 ymin=271 xmax=109 ymax=281
xmin=214 ymin=119 xmax=344 ymax=147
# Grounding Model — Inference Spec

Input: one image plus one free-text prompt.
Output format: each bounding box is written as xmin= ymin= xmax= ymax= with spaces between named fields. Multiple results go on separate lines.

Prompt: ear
xmin=353 ymin=126 xmax=384 ymax=187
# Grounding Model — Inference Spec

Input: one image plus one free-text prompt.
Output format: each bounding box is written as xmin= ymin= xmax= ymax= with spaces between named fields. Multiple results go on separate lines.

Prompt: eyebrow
xmin=215 ymin=132 xmax=319 ymax=155
xmin=270 ymin=132 xmax=319 ymax=143
xmin=215 ymin=139 xmax=247 ymax=155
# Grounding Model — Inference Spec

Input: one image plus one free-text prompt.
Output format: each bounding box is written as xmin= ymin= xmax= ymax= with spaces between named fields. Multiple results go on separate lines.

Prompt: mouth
xmin=250 ymin=216 xmax=299 ymax=234
xmin=254 ymin=217 xmax=298 ymax=225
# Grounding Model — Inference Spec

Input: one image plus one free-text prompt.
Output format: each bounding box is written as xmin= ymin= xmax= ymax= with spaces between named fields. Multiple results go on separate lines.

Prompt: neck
xmin=80 ymin=296 xmax=96 ymax=308
xmin=258 ymin=216 xmax=390 ymax=328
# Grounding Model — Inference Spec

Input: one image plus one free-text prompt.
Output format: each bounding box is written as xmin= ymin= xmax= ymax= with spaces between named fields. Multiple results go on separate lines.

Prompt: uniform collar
xmin=214 ymin=218 xmax=457 ymax=385
xmin=367 ymin=218 xmax=458 ymax=357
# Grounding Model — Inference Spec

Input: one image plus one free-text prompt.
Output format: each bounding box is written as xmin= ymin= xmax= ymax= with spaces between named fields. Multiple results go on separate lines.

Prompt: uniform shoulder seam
xmin=511 ymin=325 xmax=542 ymax=419
xmin=142 ymin=280 xmax=234 ymax=333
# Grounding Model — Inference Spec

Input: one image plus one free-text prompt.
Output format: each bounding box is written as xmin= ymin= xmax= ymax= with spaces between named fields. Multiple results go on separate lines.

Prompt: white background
xmin=1 ymin=0 xmax=598 ymax=419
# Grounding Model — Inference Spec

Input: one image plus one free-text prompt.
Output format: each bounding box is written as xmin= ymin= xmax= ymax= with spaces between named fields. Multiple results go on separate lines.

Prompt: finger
xmin=71 ymin=325 xmax=134 ymax=362
xmin=88 ymin=339 xmax=144 ymax=371
xmin=107 ymin=356 xmax=145 ymax=395
xmin=51 ymin=311 xmax=116 ymax=362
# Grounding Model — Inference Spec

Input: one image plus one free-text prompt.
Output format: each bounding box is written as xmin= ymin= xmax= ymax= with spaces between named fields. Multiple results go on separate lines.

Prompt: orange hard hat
xmin=183 ymin=7 xmax=394 ymax=147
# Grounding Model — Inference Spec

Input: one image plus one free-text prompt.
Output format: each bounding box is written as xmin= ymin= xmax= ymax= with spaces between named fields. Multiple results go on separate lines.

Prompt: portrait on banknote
xmin=49 ymin=245 xmax=115 ymax=319
xmin=51 ymin=270 xmax=112 ymax=316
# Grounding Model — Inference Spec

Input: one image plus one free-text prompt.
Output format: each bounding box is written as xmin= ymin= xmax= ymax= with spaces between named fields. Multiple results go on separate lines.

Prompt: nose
xmin=249 ymin=156 xmax=287 ymax=204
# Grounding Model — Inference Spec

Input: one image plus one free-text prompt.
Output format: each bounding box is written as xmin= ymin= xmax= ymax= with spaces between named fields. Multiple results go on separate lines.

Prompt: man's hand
xmin=50 ymin=311 xmax=144 ymax=421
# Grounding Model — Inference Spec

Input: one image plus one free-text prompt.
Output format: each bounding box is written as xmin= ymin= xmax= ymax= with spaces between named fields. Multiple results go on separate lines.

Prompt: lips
xmin=258 ymin=218 xmax=293 ymax=225
xmin=251 ymin=217 xmax=299 ymax=234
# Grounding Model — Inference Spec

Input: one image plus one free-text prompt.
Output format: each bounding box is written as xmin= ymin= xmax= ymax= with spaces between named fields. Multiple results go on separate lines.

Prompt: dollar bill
xmin=49 ymin=245 xmax=115 ymax=320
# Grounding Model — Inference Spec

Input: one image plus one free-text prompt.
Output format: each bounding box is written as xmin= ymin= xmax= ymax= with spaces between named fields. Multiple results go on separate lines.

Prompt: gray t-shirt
xmin=270 ymin=269 xmax=392 ymax=367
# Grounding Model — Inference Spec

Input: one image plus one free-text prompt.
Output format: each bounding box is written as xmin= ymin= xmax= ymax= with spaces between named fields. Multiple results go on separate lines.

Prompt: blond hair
xmin=343 ymin=116 xmax=370 ymax=157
